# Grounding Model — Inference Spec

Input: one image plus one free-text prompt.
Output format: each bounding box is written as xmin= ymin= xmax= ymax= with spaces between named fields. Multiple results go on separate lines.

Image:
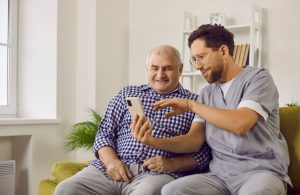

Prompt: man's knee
xmin=239 ymin=187 xmax=284 ymax=195
xmin=131 ymin=185 xmax=160 ymax=195
xmin=161 ymin=181 xmax=184 ymax=195
xmin=238 ymin=172 xmax=286 ymax=195
xmin=129 ymin=174 xmax=174 ymax=195
xmin=54 ymin=179 xmax=80 ymax=195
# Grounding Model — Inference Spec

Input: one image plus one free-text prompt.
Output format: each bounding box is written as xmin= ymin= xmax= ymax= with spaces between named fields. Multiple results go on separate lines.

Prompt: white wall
xmin=96 ymin=0 xmax=129 ymax=115
xmin=258 ymin=0 xmax=300 ymax=106
xmin=75 ymin=0 xmax=130 ymax=161
xmin=129 ymin=0 xmax=300 ymax=106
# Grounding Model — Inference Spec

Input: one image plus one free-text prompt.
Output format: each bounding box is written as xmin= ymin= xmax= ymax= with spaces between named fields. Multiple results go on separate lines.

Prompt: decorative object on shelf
xmin=183 ymin=11 xmax=197 ymax=31
xmin=209 ymin=12 xmax=225 ymax=25
xmin=64 ymin=108 xmax=102 ymax=151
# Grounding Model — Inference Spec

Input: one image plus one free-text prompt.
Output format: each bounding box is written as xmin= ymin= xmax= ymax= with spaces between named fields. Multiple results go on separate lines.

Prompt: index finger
xmin=131 ymin=114 xmax=139 ymax=130
xmin=152 ymin=99 xmax=170 ymax=110
xmin=119 ymin=166 xmax=131 ymax=183
xmin=124 ymin=165 xmax=133 ymax=182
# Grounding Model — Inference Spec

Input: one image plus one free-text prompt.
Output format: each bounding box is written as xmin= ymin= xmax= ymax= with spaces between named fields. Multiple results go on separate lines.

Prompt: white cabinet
xmin=180 ymin=4 xmax=262 ymax=94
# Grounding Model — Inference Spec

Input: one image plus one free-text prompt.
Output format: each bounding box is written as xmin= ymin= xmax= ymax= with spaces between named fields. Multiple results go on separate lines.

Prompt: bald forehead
xmin=147 ymin=45 xmax=182 ymax=66
xmin=151 ymin=46 xmax=175 ymax=58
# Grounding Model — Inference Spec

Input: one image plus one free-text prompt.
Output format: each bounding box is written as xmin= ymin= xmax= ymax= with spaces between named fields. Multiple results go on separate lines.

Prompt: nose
xmin=194 ymin=62 xmax=204 ymax=70
xmin=157 ymin=68 xmax=165 ymax=77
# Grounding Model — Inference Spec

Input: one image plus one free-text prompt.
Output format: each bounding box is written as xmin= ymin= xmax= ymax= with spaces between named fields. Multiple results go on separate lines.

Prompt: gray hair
xmin=146 ymin=45 xmax=182 ymax=67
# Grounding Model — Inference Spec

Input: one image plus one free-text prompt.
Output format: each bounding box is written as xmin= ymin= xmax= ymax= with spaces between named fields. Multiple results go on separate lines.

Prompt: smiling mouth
xmin=201 ymin=67 xmax=211 ymax=77
xmin=201 ymin=70 xmax=208 ymax=77
xmin=155 ymin=79 xmax=168 ymax=83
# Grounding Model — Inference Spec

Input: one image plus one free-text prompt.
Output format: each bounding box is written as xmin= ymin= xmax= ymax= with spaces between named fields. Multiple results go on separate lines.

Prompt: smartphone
xmin=126 ymin=97 xmax=145 ymax=119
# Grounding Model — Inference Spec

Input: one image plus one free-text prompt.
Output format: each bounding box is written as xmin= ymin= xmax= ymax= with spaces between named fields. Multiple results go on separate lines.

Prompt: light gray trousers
xmin=161 ymin=171 xmax=286 ymax=195
xmin=54 ymin=164 xmax=174 ymax=195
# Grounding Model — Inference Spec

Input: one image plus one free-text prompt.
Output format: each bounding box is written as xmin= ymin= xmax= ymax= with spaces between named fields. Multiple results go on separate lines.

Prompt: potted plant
xmin=64 ymin=108 xmax=102 ymax=151
xmin=286 ymin=100 xmax=298 ymax=107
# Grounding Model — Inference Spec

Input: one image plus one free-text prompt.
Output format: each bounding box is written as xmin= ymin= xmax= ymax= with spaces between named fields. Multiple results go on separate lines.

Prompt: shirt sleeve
xmin=239 ymin=68 xmax=279 ymax=120
xmin=193 ymin=87 xmax=209 ymax=122
xmin=189 ymin=142 xmax=212 ymax=171
xmin=193 ymin=116 xmax=205 ymax=123
xmin=93 ymin=88 xmax=127 ymax=159
xmin=238 ymin=99 xmax=268 ymax=121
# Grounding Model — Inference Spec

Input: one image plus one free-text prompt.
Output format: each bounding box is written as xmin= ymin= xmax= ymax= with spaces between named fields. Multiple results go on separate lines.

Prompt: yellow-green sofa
xmin=39 ymin=106 xmax=300 ymax=195
xmin=39 ymin=161 xmax=87 ymax=195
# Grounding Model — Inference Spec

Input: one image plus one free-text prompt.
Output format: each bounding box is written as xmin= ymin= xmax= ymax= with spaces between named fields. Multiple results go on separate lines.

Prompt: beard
xmin=205 ymin=58 xmax=224 ymax=84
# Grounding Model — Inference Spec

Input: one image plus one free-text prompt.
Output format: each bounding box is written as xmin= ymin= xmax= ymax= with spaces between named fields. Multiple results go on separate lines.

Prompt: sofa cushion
xmin=51 ymin=161 xmax=86 ymax=183
xmin=279 ymin=106 xmax=300 ymax=193
xmin=39 ymin=178 xmax=58 ymax=195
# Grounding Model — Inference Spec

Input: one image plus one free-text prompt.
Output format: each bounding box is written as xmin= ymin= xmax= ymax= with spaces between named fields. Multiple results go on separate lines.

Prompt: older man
xmin=54 ymin=45 xmax=211 ymax=195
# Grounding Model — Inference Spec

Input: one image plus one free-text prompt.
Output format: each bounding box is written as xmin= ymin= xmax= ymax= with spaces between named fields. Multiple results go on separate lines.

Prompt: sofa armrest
xmin=51 ymin=161 xmax=87 ymax=183
xmin=279 ymin=106 xmax=300 ymax=194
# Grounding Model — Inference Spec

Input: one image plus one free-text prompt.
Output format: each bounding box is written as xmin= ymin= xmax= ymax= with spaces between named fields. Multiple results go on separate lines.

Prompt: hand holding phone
xmin=126 ymin=97 xmax=145 ymax=119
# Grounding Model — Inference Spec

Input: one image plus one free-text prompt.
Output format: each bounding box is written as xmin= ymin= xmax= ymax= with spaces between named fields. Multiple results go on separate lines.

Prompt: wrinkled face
xmin=147 ymin=53 xmax=183 ymax=93
xmin=190 ymin=39 xmax=224 ymax=84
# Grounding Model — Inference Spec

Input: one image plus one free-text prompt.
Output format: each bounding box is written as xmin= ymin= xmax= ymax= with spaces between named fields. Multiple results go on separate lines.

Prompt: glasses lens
xmin=190 ymin=58 xmax=196 ymax=67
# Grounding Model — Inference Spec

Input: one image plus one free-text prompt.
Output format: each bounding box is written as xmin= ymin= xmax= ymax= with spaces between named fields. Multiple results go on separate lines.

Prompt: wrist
xmin=187 ymin=100 xmax=194 ymax=111
xmin=147 ymin=136 xmax=157 ymax=148
xmin=104 ymin=158 xmax=120 ymax=167
xmin=98 ymin=147 xmax=120 ymax=166
xmin=168 ymin=158 xmax=180 ymax=172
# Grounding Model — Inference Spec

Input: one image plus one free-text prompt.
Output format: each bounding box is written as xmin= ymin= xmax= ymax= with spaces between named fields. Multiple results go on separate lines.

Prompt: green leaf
xmin=88 ymin=108 xmax=102 ymax=125
xmin=64 ymin=109 xmax=101 ymax=152
xmin=286 ymin=100 xmax=298 ymax=107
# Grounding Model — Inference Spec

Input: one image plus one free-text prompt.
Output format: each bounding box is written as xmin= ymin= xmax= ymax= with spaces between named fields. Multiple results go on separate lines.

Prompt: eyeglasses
xmin=189 ymin=56 xmax=204 ymax=67
xmin=189 ymin=48 xmax=220 ymax=67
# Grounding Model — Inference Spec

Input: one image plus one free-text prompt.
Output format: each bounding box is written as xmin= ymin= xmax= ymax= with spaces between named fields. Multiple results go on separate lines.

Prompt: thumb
xmin=124 ymin=165 xmax=133 ymax=180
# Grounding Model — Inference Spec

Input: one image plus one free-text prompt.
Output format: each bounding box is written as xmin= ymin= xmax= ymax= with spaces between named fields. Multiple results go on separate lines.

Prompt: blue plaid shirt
xmin=89 ymin=84 xmax=211 ymax=178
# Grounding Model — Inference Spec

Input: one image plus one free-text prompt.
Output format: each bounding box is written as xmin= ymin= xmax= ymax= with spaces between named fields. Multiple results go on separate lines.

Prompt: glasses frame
xmin=189 ymin=57 xmax=202 ymax=68
xmin=189 ymin=47 xmax=221 ymax=68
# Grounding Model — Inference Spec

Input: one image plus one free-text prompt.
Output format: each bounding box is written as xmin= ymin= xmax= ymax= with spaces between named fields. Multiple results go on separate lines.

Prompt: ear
xmin=219 ymin=45 xmax=230 ymax=57
xmin=178 ymin=63 xmax=183 ymax=74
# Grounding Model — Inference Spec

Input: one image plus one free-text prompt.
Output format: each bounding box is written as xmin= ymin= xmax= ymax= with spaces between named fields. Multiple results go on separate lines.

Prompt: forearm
xmin=150 ymin=135 xmax=203 ymax=153
xmin=188 ymin=100 xmax=258 ymax=135
xmin=149 ymin=122 xmax=205 ymax=153
xmin=98 ymin=146 xmax=120 ymax=167
xmin=168 ymin=156 xmax=197 ymax=172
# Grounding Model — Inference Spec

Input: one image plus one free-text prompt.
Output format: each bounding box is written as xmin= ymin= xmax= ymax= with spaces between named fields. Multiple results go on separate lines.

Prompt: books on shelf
xmin=234 ymin=45 xmax=241 ymax=65
xmin=233 ymin=43 xmax=250 ymax=67
xmin=242 ymin=44 xmax=250 ymax=67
